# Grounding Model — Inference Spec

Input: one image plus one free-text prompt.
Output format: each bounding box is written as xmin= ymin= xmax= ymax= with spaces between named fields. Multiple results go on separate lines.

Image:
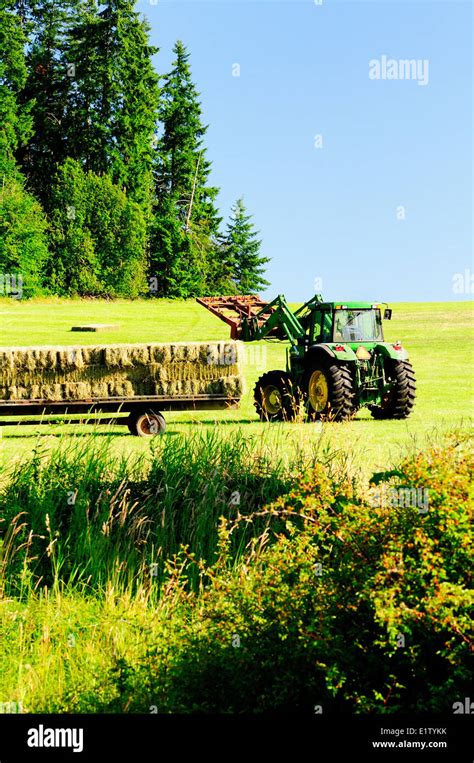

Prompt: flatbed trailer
xmin=0 ymin=393 xmax=241 ymax=436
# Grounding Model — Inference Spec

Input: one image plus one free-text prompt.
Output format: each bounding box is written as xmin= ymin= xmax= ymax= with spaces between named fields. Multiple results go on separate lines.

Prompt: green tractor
xmin=197 ymin=294 xmax=416 ymax=422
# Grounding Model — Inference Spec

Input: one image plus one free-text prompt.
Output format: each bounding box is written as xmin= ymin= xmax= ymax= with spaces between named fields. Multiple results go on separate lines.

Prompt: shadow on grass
xmin=0 ymin=429 xmax=181 ymax=438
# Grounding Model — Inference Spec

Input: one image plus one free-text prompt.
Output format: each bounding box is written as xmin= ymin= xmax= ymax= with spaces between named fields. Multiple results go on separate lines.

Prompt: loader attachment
xmin=197 ymin=295 xmax=279 ymax=339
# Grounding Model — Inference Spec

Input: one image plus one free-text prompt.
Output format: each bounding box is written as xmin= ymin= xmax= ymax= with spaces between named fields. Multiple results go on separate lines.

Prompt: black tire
xmin=127 ymin=409 xmax=166 ymax=436
xmin=303 ymin=359 xmax=355 ymax=422
xmin=369 ymin=360 xmax=416 ymax=420
xmin=254 ymin=370 xmax=300 ymax=422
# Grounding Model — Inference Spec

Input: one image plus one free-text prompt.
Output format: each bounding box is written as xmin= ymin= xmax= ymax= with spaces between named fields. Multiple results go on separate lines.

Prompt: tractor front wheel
xmin=254 ymin=370 xmax=299 ymax=422
xmin=369 ymin=360 xmax=416 ymax=419
xmin=303 ymin=360 xmax=355 ymax=421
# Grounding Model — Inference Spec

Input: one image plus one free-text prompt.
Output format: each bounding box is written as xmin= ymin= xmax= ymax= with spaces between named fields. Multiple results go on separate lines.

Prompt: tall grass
xmin=0 ymin=427 xmax=330 ymax=595
xmin=0 ymin=429 xmax=470 ymax=713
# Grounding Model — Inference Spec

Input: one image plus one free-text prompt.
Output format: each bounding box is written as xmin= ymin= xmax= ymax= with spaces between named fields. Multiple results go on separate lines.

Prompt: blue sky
xmin=136 ymin=0 xmax=472 ymax=302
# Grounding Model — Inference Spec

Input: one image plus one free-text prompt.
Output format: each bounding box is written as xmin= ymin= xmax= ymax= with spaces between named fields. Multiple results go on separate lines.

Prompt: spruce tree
xmin=224 ymin=198 xmax=269 ymax=294
xmin=151 ymin=40 xmax=221 ymax=297
xmin=67 ymin=0 xmax=159 ymax=211
xmin=16 ymin=0 xmax=72 ymax=209
xmin=206 ymin=233 xmax=238 ymax=295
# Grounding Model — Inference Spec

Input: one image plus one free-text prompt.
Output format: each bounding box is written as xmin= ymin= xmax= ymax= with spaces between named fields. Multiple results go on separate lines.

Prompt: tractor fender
xmin=374 ymin=343 xmax=410 ymax=361
xmin=305 ymin=344 xmax=358 ymax=366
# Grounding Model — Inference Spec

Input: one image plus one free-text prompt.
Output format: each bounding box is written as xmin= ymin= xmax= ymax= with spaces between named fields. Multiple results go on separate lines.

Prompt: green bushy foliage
xmin=47 ymin=159 xmax=147 ymax=297
xmin=0 ymin=433 xmax=471 ymax=713
xmin=119 ymin=435 xmax=473 ymax=714
xmin=0 ymin=177 xmax=49 ymax=295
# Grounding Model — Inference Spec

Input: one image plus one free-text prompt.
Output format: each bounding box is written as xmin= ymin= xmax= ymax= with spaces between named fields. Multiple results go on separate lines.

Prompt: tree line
xmin=0 ymin=0 xmax=269 ymax=298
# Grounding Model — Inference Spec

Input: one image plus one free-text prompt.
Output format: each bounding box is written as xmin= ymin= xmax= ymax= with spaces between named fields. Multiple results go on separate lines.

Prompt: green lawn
xmin=0 ymin=297 xmax=472 ymax=475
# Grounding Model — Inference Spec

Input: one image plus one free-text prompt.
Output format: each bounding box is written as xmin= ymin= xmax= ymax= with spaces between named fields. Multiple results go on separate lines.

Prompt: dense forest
xmin=0 ymin=0 xmax=269 ymax=298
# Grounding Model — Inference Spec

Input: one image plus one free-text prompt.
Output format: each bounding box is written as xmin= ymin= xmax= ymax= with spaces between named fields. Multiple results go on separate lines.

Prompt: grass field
xmin=0 ymin=298 xmax=472 ymax=475
xmin=0 ymin=297 xmax=472 ymax=714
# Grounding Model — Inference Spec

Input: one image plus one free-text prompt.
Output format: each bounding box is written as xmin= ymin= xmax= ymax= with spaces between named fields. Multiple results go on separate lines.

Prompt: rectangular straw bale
xmin=0 ymin=341 xmax=244 ymax=402
xmin=35 ymin=384 xmax=63 ymax=401
xmin=129 ymin=346 xmax=150 ymax=365
xmin=0 ymin=351 xmax=13 ymax=372
xmin=150 ymin=345 xmax=171 ymax=364
xmin=90 ymin=381 xmax=110 ymax=398
xmin=14 ymin=348 xmax=57 ymax=372
xmin=107 ymin=380 xmax=135 ymax=398
xmin=13 ymin=350 xmax=37 ymax=373
xmin=58 ymin=349 xmax=85 ymax=371
xmin=36 ymin=349 xmax=58 ymax=371
xmin=81 ymin=347 xmax=104 ymax=366
xmin=7 ymin=385 xmax=29 ymax=400
xmin=63 ymin=382 xmax=92 ymax=400
xmin=104 ymin=346 xmax=133 ymax=369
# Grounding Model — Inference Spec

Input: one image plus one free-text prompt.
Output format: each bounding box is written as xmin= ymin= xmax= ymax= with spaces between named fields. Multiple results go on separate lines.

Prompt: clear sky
xmin=136 ymin=0 xmax=472 ymax=303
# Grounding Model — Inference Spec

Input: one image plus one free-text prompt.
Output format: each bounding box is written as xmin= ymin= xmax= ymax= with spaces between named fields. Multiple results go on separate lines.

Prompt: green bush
xmin=129 ymin=434 xmax=472 ymax=714
xmin=0 ymin=433 xmax=471 ymax=713
xmin=46 ymin=159 xmax=148 ymax=297
xmin=0 ymin=177 xmax=49 ymax=296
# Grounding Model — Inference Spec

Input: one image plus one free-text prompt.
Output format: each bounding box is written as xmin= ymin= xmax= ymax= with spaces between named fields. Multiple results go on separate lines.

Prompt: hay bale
xmin=71 ymin=324 xmax=120 ymax=332
xmin=0 ymin=351 xmax=14 ymax=371
xmin=58 ymin=349 xmax=85 ymax=372
xmin=90 ymin=381 xmax=109 ymax=398
xmin=0 ymin=341 xmax=244 ymax=403
xmin=36 ymin=384 xmax=63 ymax=401
xmin=104 ymin=347 xmax=133 ymax=368
xmin=63 ymin=382 xmax=92 ymax=400
xmin=130 ymin=346 xmax=150 ymax=365
xmin=81 ymin=347 xmax=104 ymax=366
xmin=150 ymin=345 xmax=171 ymax=365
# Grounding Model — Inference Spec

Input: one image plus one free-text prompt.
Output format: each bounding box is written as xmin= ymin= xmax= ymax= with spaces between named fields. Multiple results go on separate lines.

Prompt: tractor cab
xmin=308 ymin=302 xmax=389 ymax=345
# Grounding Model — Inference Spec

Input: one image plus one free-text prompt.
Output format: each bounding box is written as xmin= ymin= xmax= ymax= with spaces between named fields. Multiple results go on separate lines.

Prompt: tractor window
xmin=321 ymin=312 xmax=333 ymax=342
xmin=333 ymin=309 xmax=383 ymax=342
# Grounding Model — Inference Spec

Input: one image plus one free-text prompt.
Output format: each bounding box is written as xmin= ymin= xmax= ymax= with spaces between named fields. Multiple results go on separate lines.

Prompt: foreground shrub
xmin=124 ymin=435 xmax=473 ymax=713
xmin=0 ymin=433 xmax=471 ymax=713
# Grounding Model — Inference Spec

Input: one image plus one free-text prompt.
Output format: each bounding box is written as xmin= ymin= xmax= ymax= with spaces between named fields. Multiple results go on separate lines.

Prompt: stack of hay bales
xmin=0 ymin=342 xmax=244 ymax=402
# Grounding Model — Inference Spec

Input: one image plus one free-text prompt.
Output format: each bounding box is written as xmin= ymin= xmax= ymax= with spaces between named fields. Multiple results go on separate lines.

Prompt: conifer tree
xmin=224 ymin=198 xmax=269 ymax=294
xmin=67 ymin=0 xmax=159 ymax=211
xmin=16 ymin=0 xmax=72 ymax=209
xmin=151 ymin=40 xmax=221 ymax=297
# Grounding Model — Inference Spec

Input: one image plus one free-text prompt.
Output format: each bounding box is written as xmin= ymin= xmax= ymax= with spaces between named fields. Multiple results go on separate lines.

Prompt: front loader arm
xmin=239 ymin=295 xmax=305 ymax=346
xmin=196 ymin=294 xmax=306 ymax=347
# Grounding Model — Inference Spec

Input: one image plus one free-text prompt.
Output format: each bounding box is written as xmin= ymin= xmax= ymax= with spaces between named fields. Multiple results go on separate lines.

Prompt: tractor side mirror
xmin=384 ymin=308 xmax=392 ymax=320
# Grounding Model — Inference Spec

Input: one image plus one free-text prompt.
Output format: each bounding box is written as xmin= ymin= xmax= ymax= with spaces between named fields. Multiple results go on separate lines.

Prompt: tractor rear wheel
xmin=303 ymin=360 xmax=355 ymax=421
xmin=254 ymin=370 xmax=299 ymax=422
xmin=369 ymin=360 xmax=416 ymax=419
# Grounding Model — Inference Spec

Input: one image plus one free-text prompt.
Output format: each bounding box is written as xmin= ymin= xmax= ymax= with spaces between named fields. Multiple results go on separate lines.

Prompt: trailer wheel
xmin=303 ymin=360 xmax=355 ymax=422
xmin=254 ymin=370 xmax=299 ymax=422
xmin=127 ymin=409 xmax=166 ymax=436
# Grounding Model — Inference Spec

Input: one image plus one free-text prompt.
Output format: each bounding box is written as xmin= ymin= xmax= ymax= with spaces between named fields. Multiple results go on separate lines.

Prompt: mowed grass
xmin=0 ymin=297 xmax=472 ymax=475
